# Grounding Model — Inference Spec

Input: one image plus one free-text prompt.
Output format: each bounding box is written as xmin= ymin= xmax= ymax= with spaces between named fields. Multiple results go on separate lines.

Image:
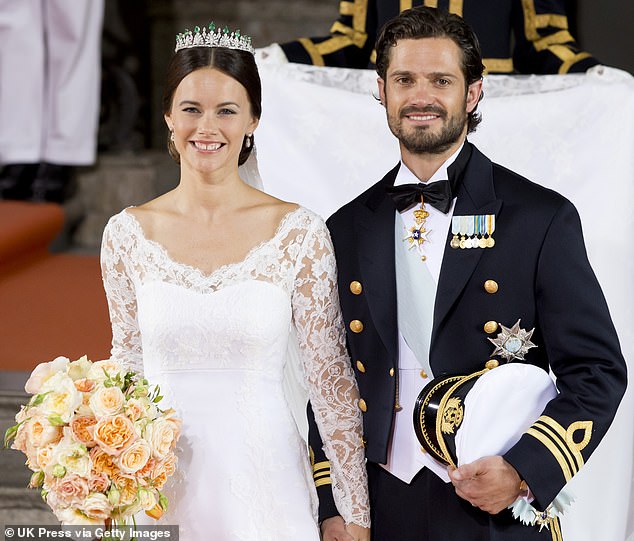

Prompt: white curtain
xmin=250 ymin=63 xmax=634 ymax=541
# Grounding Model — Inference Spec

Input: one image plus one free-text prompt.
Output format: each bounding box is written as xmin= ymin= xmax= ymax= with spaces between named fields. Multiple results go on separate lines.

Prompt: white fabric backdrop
xmin=249 ymin=63 xmax=634 ymax=541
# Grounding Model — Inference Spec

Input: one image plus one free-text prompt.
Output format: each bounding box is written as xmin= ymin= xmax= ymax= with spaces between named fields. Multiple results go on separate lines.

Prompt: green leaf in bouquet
xmin=29 ymin=391 xmax=52 ymax=407
xmin=41 ymin=488 xmax=48 ymax=501
xmin=3 ymin=422 xmax=20 ymax=448
xmin=153 ymin=395 xmax=164 ymax=404
xmin=158 ymin=491 xmax=169 ymax=511
xmin=47 ymin=414 xmax=66 ymax=427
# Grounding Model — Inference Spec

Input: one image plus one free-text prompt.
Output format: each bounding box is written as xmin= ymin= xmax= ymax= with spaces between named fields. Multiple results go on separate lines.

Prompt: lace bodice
xmin=100 ymin=206 xmax=370 ymax=527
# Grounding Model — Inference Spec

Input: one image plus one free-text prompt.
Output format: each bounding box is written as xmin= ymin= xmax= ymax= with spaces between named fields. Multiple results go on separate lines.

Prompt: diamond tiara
xmin=175 ymin=23 xmax=255 ymax=55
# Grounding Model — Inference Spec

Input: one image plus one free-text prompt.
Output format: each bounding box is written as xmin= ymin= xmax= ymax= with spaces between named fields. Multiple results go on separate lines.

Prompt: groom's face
xmin=378 ymin=37 xmax=481 ymax=155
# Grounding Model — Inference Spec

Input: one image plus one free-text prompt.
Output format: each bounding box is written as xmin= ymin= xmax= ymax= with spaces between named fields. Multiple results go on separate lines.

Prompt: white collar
xmin=394 ymin=142 xmax=465 ymax=187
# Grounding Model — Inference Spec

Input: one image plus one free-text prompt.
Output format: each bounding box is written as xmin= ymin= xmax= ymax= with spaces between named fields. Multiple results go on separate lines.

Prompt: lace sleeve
xmin=292 ymin=217 xmax=370 ymax=527
xmin=100 ymin=217 xmax=144 ymax=375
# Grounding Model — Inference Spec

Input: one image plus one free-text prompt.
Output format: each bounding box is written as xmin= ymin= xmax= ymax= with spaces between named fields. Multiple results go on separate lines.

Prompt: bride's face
xmin=165 ymin=67 xmax=258 ymax=176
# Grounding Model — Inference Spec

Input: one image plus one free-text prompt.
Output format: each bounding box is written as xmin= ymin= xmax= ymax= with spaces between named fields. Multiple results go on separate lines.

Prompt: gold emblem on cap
xmin=358 ymin=399 xmax=367 ymax=412
xmin=356 ymin=360 xmax=366 ymax=373
xmin=350 ymin=320 xmax=364 ymax=333
xmin=485 ymin=359 xmax=500 ymax=369
xmin=350 ymin=281 xmax=363 ymax=295
xmin=484 ymin=320 xmax=499 ymax=334
xmin=441 ymin=397 xmax=464 ymax=435
xmin=484 ymin=280 xmax=499 ymax=294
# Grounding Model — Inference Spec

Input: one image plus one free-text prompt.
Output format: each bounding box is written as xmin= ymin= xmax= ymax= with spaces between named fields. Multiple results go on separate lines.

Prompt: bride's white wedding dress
xmin=101 ymin=206 xmax=370 ymax=540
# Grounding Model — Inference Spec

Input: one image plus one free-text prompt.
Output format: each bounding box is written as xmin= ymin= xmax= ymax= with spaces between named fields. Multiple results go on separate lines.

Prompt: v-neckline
xmin=123 ymin=206 xmax=303 ymax=281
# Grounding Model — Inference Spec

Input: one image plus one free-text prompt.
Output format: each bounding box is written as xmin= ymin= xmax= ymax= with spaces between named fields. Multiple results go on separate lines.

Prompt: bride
xmin=100 ymin=24 xmax=370 ymax=541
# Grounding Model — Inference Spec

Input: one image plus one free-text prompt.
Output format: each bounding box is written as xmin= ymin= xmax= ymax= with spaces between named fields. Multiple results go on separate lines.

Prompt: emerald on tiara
xmin=174 ymin=23 xmax=254 ymax=55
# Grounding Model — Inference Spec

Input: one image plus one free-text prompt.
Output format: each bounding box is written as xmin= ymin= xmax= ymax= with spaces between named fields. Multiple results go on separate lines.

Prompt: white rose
xmin=89 ymin=386 xmax=125 ymax=418
xmin=67 ymin=355 xmax=93 ymax=381
xmin=81 ymin=492 xmax=113 ymax=521
xmin=54 ymin=506 xmax=103 ymax=526
xmin=144 ymin=419 xmax=175 ymax=460
xmin=87 ymin=359 xmax=124 ymax=382
xmin=40 ymin=373 xmax=82 ymax=423
xmin=49 ymin=433 xmax=92 ymax=478
xmin=25 ymin=357 xmax=70 ymax=395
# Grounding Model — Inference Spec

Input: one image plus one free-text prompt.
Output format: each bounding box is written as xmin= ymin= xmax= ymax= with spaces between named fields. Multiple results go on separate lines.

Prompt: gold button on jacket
xmin=484 ymin=320 xmax=499 ymax=334
xmin=349 ymin=281 xmax=363 ymax=295
xmin=484 ymin=279 xmax=499 ymax=293
xmin=350 ymin=319 xmax=364 ymax=333
xmin=356 ymin=360 xmax=366 ymax=373
xmin=358 ymin=399 xmax=367 ymax=412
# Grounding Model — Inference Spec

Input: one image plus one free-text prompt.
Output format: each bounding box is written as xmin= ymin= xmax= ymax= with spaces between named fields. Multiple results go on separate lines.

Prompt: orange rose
xmin=74 ymin=378 xmax=96 ymax=393
xmin=94 ymin=414 xmax=136 ymax=456
xmin=71 ymin=416 xmax=97 ymax=446
xmin=110 ymin=473 xmax=140 ymax=506
xmin=90 ymin=447 xmax=118 ymax=477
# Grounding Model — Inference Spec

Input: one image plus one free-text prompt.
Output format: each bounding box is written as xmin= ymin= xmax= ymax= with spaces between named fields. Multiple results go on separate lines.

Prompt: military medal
xmin=465 ymin=215 xmax=475 ymax=249
xmin=404 ymin=196 xmax=431 ymax=249
xmin=486 ymin=214 xmax=496 ymax=248
xmin=450 ymin=217 xmax=460 ymax=249
xmin=477 ymin=215 xmax=488 ymax=248
xmin=488 ymin=319 xmax=537 ymax=361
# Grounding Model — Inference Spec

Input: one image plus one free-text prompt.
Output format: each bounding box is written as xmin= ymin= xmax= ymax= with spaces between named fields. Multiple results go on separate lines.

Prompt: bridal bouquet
xmin=4 ymin=355 xmax=181 ymax=525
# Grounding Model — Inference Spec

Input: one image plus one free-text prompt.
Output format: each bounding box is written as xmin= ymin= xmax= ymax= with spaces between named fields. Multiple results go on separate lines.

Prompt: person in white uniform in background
xmin=0 ymin=0 xmax=104 ymax=202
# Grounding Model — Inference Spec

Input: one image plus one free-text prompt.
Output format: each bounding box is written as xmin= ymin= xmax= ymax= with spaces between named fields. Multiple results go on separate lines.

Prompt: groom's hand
xmin=321 ymin=516 xmax=355 ymax=541
xmin=448 ymin=455 xmax=523 ymax=514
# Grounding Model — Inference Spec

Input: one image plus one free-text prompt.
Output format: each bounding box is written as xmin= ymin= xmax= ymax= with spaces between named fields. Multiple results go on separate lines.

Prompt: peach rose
xmin=48 ymin=473 xmax=89 ymax=508
xmin=94 ymin=414 xmax=136 ymax=456
xmin=162 ymin=452 xmax=177 ymax=477
xmin=81 ymin=492 xmax=113 ymax=521
xmin=89 ymin=386 xmax=125 ymax=418
xmin=162 ymin=408 xmax=182 ymax=443
xmin=110 ymin=473 xmax=140 ymax=506
xmin=53 ymin=506 xmax=103 ymax=526
xmin=144 ymin=419 xmax=175 ymax=460
xmin=149 ymin=460 xmax=168 ymax=490
xmin=26 ymin=415 xmax=63 ymax=448
xmin=74 ymin=378 xmax=96 ymax=393
xmin=70 ymin=416 xmax=97 ymax=446
xmin=90 ymin=447 xmax=118 ymax=477
xmin=123 ymin=398 xmax=147 ymax=422
xmin=88 ymin=472 xmax=110 ymax=493
xmin=36 ymin=444 xmax=56 ymax=470
xmin=25 ymin=356 xmax=70 ymax=395
xmin=117 ymin=439 xmax=151 ymax=474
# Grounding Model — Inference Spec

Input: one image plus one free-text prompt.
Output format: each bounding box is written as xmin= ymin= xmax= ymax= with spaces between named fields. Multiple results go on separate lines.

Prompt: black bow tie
xmin=386 ymin=179 xmax=453 ymax=213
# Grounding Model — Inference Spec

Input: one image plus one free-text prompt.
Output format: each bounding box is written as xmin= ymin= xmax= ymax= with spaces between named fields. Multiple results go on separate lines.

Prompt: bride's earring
xmin=245 ymin=134 xmax=252 ymax=149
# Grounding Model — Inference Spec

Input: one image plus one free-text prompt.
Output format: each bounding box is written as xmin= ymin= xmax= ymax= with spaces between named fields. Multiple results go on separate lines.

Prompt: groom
xmin=309 ymin=6 xmax=626 ymax=541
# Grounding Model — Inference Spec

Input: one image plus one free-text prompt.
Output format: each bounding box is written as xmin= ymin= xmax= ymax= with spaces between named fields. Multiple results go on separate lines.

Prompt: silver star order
xmin=488 ymin=319 xmax=537 ymax=362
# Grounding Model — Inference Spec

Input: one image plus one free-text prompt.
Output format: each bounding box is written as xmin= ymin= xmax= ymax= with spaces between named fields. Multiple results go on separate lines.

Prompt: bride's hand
xmin=345 ymin=523 xmax=370 ymax=541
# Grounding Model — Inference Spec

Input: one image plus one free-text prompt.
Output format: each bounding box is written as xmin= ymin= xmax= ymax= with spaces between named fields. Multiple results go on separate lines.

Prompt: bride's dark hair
xmin=163 ymin=47 xmax=262 ymax=166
